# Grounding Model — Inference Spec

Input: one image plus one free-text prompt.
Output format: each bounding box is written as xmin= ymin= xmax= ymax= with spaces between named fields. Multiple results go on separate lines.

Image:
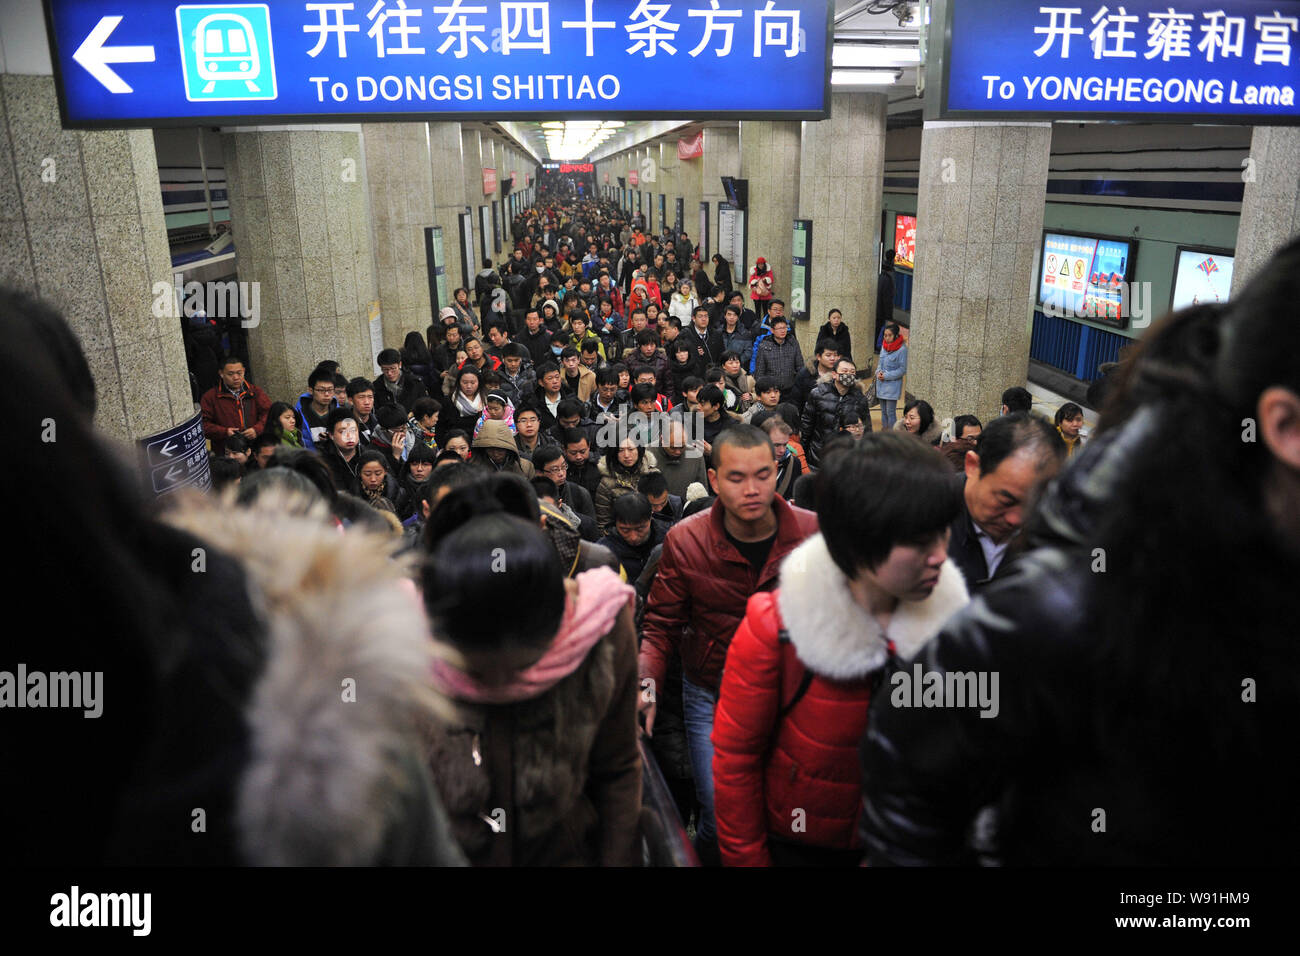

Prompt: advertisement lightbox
xmin=1170 ymin=246 xmax=1234 ymax=311
xmin=894 ymin=214 xmax=916 ymax=271
xmin=1038 ymin=231 xmax=1135 ymax=330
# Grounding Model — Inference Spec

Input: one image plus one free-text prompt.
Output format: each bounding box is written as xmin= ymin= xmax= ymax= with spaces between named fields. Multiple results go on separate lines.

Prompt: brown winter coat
xmin=424 ymin=578 xmax=642 ymax=866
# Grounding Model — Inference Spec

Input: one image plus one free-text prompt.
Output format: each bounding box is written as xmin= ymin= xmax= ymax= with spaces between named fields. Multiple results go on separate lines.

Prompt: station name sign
xmin=46 ymin=0 xmax=831 ymax=128
xmin=941 ymin=0 xmax=1300 ymax=123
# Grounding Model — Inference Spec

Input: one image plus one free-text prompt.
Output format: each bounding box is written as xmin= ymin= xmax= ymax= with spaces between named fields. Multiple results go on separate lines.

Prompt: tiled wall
xmin=0 ymin=73 xmax=192 ymax=439
xmin=798 ymin=92 xmax=887 ymax=361
xmin=222 ymin=128 xmax=374 ymax=405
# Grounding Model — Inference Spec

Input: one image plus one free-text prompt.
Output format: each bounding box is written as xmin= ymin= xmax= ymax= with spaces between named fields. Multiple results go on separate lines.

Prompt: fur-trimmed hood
xmin=777 ymin=533 xmax=969 ymax=680
xmin=162 ymin=489 xmax=449 ymax=866
xmin=597 ymin=448 xmax=658 ymax=477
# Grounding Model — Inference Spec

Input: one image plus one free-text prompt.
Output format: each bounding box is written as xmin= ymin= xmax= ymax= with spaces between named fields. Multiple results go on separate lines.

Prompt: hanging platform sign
xmin=934 ymin=0 xmax=1300 ymax=124
xmin=139 ymin=412 xmax=211 ymax=497
xmin=46 ymin=0 xmax=832 ymax=128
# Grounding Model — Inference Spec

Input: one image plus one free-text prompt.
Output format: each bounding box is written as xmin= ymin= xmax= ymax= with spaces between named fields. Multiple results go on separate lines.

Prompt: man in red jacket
xmin=639 ymin=424 xmax=817 ymax=864
xmin=200 ymin=356 xmax=271 ymax=456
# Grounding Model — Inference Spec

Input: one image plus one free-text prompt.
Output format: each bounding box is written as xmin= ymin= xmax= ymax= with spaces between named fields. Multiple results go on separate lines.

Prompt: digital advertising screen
xmin=894 ymin=214 xmax=916 ymax=271
xmin=1039 ymin=232 xmax=1134 ymax=329
xmin=1170 ymin=247 xmax=1234 ymax=311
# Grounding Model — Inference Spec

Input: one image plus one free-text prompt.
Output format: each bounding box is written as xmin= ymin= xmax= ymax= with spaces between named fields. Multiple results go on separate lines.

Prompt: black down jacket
xmin=859 ymin=407 xmax=1300 ymax=866
xmin=800 ymin=380 xmax=870 ymax=468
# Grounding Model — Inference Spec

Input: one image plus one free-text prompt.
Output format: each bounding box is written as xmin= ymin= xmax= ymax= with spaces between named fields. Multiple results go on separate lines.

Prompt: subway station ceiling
xmin=527 ymin=0 xmax=923 ymax=161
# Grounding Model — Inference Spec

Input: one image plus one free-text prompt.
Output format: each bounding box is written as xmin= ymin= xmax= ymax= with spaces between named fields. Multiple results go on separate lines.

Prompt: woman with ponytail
xmin=420 ymin=475 xmax=642 ymax=866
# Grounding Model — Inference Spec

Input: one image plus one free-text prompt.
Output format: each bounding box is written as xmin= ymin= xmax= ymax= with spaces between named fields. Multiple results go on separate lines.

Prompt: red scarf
xmin=882 ymin=335 xmax=906 ymax=353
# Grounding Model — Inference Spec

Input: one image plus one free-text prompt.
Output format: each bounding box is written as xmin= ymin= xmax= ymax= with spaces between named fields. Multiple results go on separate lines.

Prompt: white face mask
xmin=536 ymin=265 xmax=545 ymax=273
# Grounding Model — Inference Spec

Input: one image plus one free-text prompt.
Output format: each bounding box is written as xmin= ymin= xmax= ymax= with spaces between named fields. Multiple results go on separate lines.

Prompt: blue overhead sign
xmin=939 ymin=0 xmax=1300 ymax=123
xmin=45 ymin=0 xmax=830 ymax=127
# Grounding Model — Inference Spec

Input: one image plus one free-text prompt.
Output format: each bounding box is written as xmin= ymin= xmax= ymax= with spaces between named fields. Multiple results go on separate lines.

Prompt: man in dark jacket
xmin=200 ymin=356 xmax=271 ymax=456
xmin=319 ymin=408 xmax=363 ymax=492
xmin=373 ymin=348 xmax=428 ymax=411
xmin=677 ymin=306 xmax=718 ymax=381
xmin=535 ymin=445 xmax=598 ymax=541
xmin=752 ymin=316 xmax=804 ymax=403
xmin=640 ymin=425 xmax=818 ymax=865
xmin=597 ymin=492 xmax=667 ymax=582
xmin=946 ymin=413 xmax=1065 ymax=589
xmin=517 ymin=309 xmax=554 ymax=368
xmin=800 ymin=357 xmax=870 ymax=468
xmin=790 ymin=338 xmax=841 ymax=414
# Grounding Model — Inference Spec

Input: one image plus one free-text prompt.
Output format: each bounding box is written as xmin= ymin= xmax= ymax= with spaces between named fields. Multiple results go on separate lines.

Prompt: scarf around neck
xmin=883 ymin=335 xmax=906 ymax=353
xmin=431 ymin=567 xmax=633 ymax=704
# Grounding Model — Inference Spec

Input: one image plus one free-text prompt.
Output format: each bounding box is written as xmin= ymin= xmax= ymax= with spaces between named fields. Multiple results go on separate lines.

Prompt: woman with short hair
xmin=712 ymin=434 xmax=969 ymax=866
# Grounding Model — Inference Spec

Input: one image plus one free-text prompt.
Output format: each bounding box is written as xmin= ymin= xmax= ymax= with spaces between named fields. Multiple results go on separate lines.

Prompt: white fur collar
xmin=776 ymin=534 xmax=969 ymax=680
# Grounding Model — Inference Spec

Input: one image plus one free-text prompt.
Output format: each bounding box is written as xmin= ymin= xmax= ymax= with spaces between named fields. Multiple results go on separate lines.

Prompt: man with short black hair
xmin=697 ymin=384 xmax=734 ymax=448
xmin=638 ymin=470 xmax=683 ymax=527
xmin=498 ymin=343 xmax=536 ymax=408
xmin=373 ymin=347 xmax=427 ymax=411
xmin=599 ymin=492 xmax=667 ymax=582
xmin=640 ymin=423 xmax=818 ymax=865
xmin=753 ymin=314 xmax=803 ymax=403
xmin=346 ymin=377 xmax=378 ymax=445
xmin=1000 ymin=386 xmax=1033 ymax=417
xmin=518 ymin=309 xmax=552 ymax=367
xmin=587 ymin=366 xmax=624 ymax=422
xmin=791 ymin=338 xmax=841 ymax=414
xmin=624 ymin=327 xmax=669 ymax=395
xmin=948 ymin=412 xmax=1065 ymax=587
xmin=533 ymin=361 xmax=565 ymax=430
xmin=294 ymin=366 xmax=339 ymax=451
xmin=562 ymin=427 xmax=602 ymax=497
xmin=319 ymin=407 xmax=363 ymax=491
xmin=534 ymin=444 xmax=598 ymax=540
xmin=678 ymin=305 xmax=717 ymax=380
xmin=200 ymin=355 xmax=271 ymax=456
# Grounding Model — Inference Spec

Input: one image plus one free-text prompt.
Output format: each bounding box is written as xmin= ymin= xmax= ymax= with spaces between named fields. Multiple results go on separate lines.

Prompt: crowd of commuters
xmin=14 ymin=186 xmax=1300 ymax=867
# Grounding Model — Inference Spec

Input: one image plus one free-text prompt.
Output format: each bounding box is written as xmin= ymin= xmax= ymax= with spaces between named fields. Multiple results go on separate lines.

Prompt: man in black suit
xmin=948 ymin=413 xmax=1066 ymax=589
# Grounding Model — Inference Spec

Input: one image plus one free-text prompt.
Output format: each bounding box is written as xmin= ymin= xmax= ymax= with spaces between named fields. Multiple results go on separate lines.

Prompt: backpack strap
xmin=776 ymin=628 xmax=813 ymax=720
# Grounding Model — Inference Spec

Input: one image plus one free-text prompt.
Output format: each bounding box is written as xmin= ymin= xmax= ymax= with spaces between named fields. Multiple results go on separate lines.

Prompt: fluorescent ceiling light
xmin=832 ymin=45 xmax=919 ymax=68
xmin=831 ymin=69 xmax=902 ymax=86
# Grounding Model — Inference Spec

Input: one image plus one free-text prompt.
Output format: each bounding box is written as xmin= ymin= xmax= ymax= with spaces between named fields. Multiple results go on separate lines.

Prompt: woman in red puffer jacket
xmin=712 ymin=433 xmax=970 ymax=866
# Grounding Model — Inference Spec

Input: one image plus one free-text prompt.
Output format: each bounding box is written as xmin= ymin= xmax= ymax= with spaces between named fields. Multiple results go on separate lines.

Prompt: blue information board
xmin=46 ymin=0 xmax=830 ymax=128
xmin=139 ymin=411 xmax=212 ymax=496
xmin=940 ymin=0 xmax=1300 ymax=123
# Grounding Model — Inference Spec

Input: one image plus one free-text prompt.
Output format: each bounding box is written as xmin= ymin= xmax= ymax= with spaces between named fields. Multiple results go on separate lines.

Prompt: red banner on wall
xmin=511 ymin=170 xmax=518 ymax=184
xmin=482 ymin=167 xmax=497 ymax=194
xmin=604 ymin=171 xmax=609 ymax=183
xmin=629 ymin=170 xmax=639 ymax=186
xmin=677 ymin=131 xmax=704 ymax=160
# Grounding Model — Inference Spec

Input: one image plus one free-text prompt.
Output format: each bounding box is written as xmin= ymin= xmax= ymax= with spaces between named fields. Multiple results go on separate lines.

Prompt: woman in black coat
xmin=817 ymin=308 xmax=853 ymax=365
xmin=711 ymin=254 xmax=733 ymax=296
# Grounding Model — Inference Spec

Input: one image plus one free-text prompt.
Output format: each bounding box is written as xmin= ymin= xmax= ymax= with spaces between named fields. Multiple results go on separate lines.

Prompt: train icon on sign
xmin=177 ymin=5 xmax=276 ymax=102
xmin=197 ymin=14 xmax=261 ymax=92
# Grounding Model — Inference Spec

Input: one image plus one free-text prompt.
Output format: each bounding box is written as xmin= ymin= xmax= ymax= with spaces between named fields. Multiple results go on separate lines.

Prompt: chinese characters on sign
xmin=48 ymin=0 xmax=830 ymax=126
xmin=945 ymin=1 xmax=1299 ymax=121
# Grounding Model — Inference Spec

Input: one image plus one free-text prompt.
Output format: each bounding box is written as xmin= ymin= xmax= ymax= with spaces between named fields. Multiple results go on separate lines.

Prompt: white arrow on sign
xmin=159 ymin=440 xmax=178 ymax=458
xmin=163 ymin=465 xmax=183 ymax=484
xmin=73 ymin=16 xmax=155 ymax=94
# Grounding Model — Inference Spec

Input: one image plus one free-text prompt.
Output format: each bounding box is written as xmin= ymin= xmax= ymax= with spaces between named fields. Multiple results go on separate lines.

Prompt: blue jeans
xmin=880 ymin=397 xmax=898 ymax=429
xmin=681 ymin=676 xmax=719 ymax=847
